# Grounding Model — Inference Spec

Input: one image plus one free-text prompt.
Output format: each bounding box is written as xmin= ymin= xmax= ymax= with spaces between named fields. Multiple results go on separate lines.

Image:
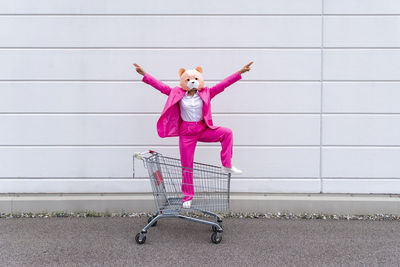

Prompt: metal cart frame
xmin=133 ymin=150 xmax=231 ymax=244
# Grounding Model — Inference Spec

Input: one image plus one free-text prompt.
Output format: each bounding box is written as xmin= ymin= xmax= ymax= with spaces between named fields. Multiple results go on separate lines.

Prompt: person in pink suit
xmin=134 ymin=62 xmax=253 ymax=208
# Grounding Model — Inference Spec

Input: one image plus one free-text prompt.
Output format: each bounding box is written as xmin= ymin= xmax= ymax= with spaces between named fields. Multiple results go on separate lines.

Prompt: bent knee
xmin=222 ymin=127 xmax=233 ymax=136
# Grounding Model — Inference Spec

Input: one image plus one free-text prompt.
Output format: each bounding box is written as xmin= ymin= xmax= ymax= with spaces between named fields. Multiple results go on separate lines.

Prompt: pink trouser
xmin=179 ymin=120 xmax=233 ymax=203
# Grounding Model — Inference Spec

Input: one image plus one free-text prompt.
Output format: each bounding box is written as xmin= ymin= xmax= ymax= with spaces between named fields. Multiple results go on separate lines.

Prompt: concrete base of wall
xmin=1 ymin=193 xmax=400 ymax=215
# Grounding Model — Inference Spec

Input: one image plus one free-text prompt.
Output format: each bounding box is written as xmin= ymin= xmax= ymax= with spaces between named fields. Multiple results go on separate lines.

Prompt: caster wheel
xmin=212 ymin=224 xmax=223 ymax=232
xmin=211 ymin=221 xmax=223 ymax=232
xmin=211 ymin=232 xmax=222 ymax=244
xmin=135 ymin=233 xmax=146 ymax=244
xmin=148 ymin=216 xmax=157 ymax=227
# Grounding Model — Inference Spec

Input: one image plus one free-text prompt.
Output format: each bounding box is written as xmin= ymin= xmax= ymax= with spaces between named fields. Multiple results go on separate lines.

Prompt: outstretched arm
xmin=142 ymin=73 xmax=172 ymax=96
xmin=209 ymin=61 xmax=253 ymax=99
xmin=209 ymin=71 xmax=242 ymax=99
xmin=133 ymin=63 xmax=171 ymax=96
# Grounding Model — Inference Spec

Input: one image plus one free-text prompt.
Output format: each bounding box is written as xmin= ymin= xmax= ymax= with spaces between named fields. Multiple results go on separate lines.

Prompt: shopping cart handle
xmin=133 ymin=150 xmax=158 ymax=160
xmin=133 ymin=152 xmax=143 ymax=160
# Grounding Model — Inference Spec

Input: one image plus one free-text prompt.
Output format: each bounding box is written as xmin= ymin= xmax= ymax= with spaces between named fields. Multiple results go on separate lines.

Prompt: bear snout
xmin=187 ymin=79 xmax=199 ymax=89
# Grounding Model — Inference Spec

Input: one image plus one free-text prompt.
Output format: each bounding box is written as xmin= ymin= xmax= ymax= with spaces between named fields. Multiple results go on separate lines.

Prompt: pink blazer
xmin=142 ymin=71 xmax=242 ymax=138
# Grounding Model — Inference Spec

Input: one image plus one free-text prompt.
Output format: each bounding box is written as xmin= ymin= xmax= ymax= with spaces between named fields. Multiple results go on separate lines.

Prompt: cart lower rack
xmin=133 ymin=150 xmax=231 ymax=244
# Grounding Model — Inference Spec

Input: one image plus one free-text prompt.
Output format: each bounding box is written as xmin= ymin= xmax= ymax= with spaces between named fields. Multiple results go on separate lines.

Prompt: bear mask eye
xmin=186 ymin=79 xmax=190 ymax=81
xmin=195 ymin=78 xmax=198 ymax=80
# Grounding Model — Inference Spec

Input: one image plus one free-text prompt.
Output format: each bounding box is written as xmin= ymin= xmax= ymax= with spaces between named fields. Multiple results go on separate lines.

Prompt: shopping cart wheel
xmin=211 ymin=220 xmax=223 ymax=232
xmin=148 ymin=216 xmax=158 ymax=226
xmin=211 ymin=232 xmax=223 ymax=244
xmin=212 ymin=224 xmax=223 ymax=232
xmin=135 ymin=233 xmax=146 ymax=244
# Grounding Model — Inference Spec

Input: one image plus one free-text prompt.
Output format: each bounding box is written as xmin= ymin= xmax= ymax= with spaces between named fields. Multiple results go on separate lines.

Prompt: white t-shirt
xmin=179 ymin=90 xmax=204 ymax=122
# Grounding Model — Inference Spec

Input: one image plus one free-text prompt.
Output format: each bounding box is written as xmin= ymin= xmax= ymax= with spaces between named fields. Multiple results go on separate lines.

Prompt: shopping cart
xmin=133 ymin=150 xmax=231 ymax=244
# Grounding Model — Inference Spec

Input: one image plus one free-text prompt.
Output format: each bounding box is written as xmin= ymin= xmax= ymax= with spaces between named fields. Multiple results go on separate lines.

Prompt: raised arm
xmin=209 ymin=62 xmax=253 ymax=99
xmin=142 ymin=73 xmax=172 ymax=96
xmin=133 ymin=63 xmax=171 ymax=96
xmin=209 ymin=71 xmax=242 ymax=99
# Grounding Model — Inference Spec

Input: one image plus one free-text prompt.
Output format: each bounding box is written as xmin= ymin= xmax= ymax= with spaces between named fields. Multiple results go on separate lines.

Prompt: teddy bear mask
xmin=179 ymin=66 xmax=205 ymax=92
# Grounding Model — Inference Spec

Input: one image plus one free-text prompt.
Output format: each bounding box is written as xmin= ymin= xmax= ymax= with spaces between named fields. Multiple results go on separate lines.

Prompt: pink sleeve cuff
xmin=142 ymin=73 xmax=149 ymax=82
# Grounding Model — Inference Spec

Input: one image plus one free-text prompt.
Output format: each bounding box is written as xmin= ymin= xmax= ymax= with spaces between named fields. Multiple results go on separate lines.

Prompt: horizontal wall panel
xmin=0 ymin=82 xmax=321 ymax=113
xmin=324 ymin=16 xmax=400 ymax=47
xmin=0 ymin=147 xmax=320 ymax=178
xmin=0 ymin=114 xmax=320 ymax=145
xmin=0 ymin=82 xmax=168 ymax=113
xmin=323 ymin=82 xmax=400 ymax=113
xmin=322 ymin=147 xmax=400 ymax=178
xmin=232 ymin=179 xmax=320 ymax=193
xmin=0 ymin=178 xmax=321 ymax=194
xmin=0 ymin=49 xmax=322 ymax=81
xmin=324 ymin=0 xmax=400 ymax=14
xmin=1 ymin=16 xmax=322 ymax=47
xmin=323 ymin=179 xmax=400 ymax=194
xmin=0 ymin=0 xmax=322 ymax=14
xmin=324 ymin=50 xmax=400 ymax=80
xmin=0 ymin=179 xmax=150 ymax=194
xmin=323 ymin=115 xmax=400 ymax=145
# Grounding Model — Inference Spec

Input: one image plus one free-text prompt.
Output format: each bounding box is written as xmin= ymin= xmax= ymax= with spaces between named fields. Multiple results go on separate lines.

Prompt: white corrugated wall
xmin=1 ymin=0 xmax=400 ymax=195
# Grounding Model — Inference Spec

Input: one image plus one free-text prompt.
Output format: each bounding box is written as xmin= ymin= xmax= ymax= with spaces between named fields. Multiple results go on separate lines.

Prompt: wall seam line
xmin=319 ymin=0 xmax=325 ymax=193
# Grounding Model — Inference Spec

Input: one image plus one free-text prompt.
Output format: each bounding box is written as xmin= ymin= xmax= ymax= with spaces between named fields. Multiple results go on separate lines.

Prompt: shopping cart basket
xmin=133 ymin=150 xmax=231 ymax=244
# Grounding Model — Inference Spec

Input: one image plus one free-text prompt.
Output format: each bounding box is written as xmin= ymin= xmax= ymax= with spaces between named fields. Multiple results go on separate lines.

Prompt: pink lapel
xmin=171 ymin=87 xmax=185 ymax=106
xmin=198 ymin=88 xmax=207 ymax=103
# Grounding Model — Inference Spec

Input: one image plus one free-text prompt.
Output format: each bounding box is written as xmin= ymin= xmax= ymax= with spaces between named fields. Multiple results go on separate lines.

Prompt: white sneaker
xmin=221 ymin=166 xmax=243 ymax=175
xmin=182 ymin=200 xmax=192 ymax=209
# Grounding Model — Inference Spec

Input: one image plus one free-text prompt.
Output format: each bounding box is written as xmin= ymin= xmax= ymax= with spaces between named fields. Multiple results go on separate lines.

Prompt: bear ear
xmin=195 ymin=66 xmax=203 ymax=73
xmin=179 ymin=68 xmax=186 ymax=77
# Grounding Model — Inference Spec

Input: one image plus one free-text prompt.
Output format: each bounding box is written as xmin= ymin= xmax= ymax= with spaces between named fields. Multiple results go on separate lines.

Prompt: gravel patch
xmin=2 ymin=211 xmax=400 ymax=221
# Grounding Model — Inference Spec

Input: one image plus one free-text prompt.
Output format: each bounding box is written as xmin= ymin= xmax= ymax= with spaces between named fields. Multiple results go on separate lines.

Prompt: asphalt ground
xmin=1 ymin=217 xmax=400 ymax=266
